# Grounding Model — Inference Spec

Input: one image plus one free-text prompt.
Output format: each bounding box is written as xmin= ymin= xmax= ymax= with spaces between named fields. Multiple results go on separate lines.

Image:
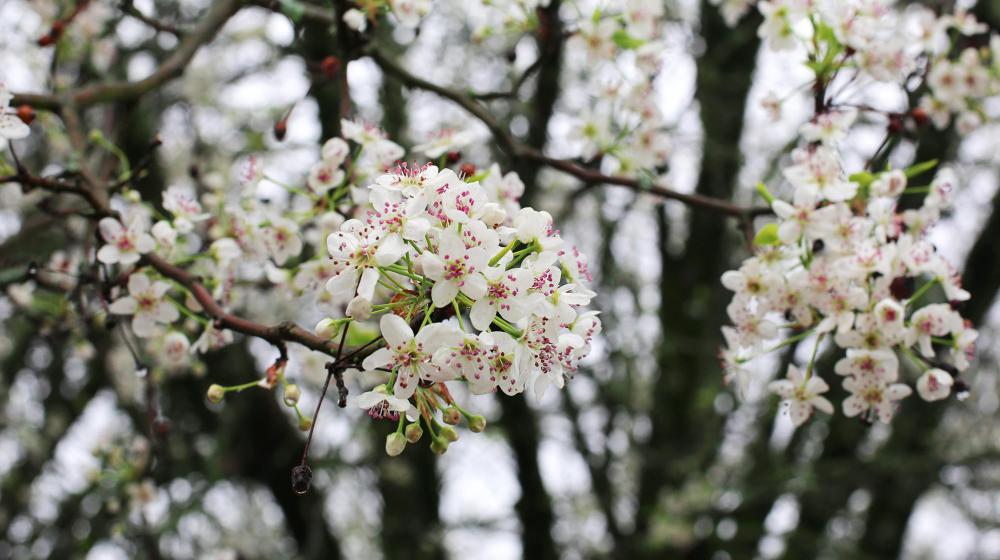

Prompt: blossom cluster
xmin=78 ymin=117 xmax=598 ymax=454
xmin=713 ymin=1 xmax=1000 ymax=135
xmin=714 ymin=0 xmax=992 ymax=429
xmin=722 ymin=144 xmax=977 ymax=427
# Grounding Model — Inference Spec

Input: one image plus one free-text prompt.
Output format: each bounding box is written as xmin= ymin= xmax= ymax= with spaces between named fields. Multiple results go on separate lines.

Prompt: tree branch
xmin=368 ymin=48 xmax=770 ymax=218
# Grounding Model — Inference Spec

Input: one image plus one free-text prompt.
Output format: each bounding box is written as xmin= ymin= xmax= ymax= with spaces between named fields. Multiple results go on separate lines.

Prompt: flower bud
xmin=16 ymin=105 xmax=35 ymax=125
xmin=123 ymin=189 xmax=141 ymax=203
xmin=206 ymin=384 xmax=225 ymax=404
xmin=443 ymin=405 xmax=461 ymax=425
xmin=468 ymin=415 xmax=486 ymax=433
xmin=430 ymin=437 xmax=449 ymax=455
xmin=404 ymin=422 xmax=423 ymax=443
xmin=320 ymin=56 xmax=341 ymax=79
xmin=284 ymin=384 xmax=301 ymax=406
xmin=346 ymin=296 xmax=372 ymax=320
xmin=273 ymin=118 xmax=288 ymax=142
xmin=385 ymin=432 xmax=407 ymax=456
xmin=439 ymin=425 xmax=458 ymax=443
xmin=298 ymin=416 xmax=313 ymax=431
xmin=315 ymin=317 xmax=339 ymax=339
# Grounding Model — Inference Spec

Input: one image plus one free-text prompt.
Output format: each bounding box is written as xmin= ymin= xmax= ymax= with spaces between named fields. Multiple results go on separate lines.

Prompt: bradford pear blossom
xmin=782 ymin=146 xmax=858 ymax=202
xmin=916 ymin=368 xmax=954 ymax=402
xmin=356 ymin=385 xmax=414 ymax=420
xmin=419 ymin=230 xmax=489 ymax=307
xmin=97 ymin=217 xmax=156 ymax=265
xmin=834 ymin=349 xmax=899 ymax=380
xmin=108 ymin=273 xmax=180 ymax=337
xmin=842 ymin=374 xmax=912 ymax=424
xmin=362 ymin=314 xmax=462 ymax=399
xmin=907 ymin=303 xmax=962 ymax=357
xmin=768 ymin=365 xmax=834 ymax=426
xmin=162 ymin=332 xmax=191 ymax=365
xmin=375 ymin=163 xmax=454 ymax=199
xmin=343 ymin=8 xmax=368 ymax=32
xmin=413 ymin=128 xmax=475 ymax=159
xmin=390 ymin=0 xmax=431 ymax=27
xmin=326 ymin=219 xmax=405 ymax=303
xmin=162 ymin=186 xmax=209 ymax=232
xmin=308 ymin=160 xmax=346 ymax=194
xmin=263 ymin=217 xmax=303 ymax=265
xmin=433 ymin=330 xmax=496 ymax=394
xmin=0 ymin=84 xmax=30 ymax=140
xmin=470 ymin=267 xmax=532 ymax=330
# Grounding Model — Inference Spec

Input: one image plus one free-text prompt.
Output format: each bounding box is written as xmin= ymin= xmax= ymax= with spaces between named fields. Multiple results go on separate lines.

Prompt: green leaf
xmin=849 ymin=171 xmax=875 ymax=188
xmin=754 ymin=223 xmax=781 ymax=246
xmin=904 ymin=159 xmax=939 ymax=179
xmin=612 ymin=29 xmax=645 ymax=50
xmin=755 ymin=182 xmax=775 ymax=204
xmin=279 ymin=0 xmax=305 ymax=22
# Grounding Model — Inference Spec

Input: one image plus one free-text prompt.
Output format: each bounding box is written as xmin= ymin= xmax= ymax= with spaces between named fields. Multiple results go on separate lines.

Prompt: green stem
xmin=906 ymin=277 xmax=939 ymax=308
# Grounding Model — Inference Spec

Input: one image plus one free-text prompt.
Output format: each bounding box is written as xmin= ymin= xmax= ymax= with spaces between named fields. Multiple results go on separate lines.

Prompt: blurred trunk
xmin=516 ymin=0 xmax=564 ymax=206
xmin=498 ymin=394 xmax=559 ymax=560
xmin=300 ymin=1 xmax=348 ymax=140
xmin=495 ymin=3 xmax=566 ymax=557
xmin=631 ymin=3 xmax=761 ymax=556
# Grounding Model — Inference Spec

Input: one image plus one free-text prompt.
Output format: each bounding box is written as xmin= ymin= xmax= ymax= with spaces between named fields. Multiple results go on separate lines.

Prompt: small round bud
xmin=468 ymin=415 xmax=486 ymax=433
xmin=206 ymin=384 xmax=225 ymax=404
xmin=320 ymin=56 xmax=342 ymax=79
xmin=910 ymin=107 xmax=929 ymax=128
xmin=430 ymin=437 xmax=449 ymax=455
xmin=887 ymin=115 xmax=904 ymax=135
xmin=16 ymin=105 xmax=35 ymax=125
xmin=284 ymin=384 xmax=301 ymax=406
xmin=385 ymin=432 xmax=407 ymax=456
xmin=315 ymin=318 xmax=339 ymax=339
xmin=123 ymin=189 xmax=142 ymax=203
xmin=439 ymin=425 xmax=458 ymax=443
xmin=291 ymin=465 xmax=312 ymax=494
xmin=298 ymin=416 xmax=313 ymax=431
xmin=274 ymin=119 xmax=288 ymax=141
xmin=446 ymin=151 xmax=461 ymax=164
xmin=405 ymin=422 xmax=423 ymax=443
xmin=346 ymin=296 xmax=372 ymax=320
xmin=443 ymin=406 xmax=461 ymax=425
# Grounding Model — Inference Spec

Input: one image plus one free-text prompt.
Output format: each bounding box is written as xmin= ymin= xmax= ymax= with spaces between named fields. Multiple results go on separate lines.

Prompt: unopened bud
xmin=446 ymin=151 xmax=461 ymax=164
xmin=346 ymin=296 xmax=372 ymax=320
xmin=284 ymin=384 xmax=301 ymax=406
xmin=405 ymin=422 xmax=423 ymax=443
xmin=16 ymin=105 xmax=35 ymax=125
xmin=274 ymin=119 xmax=288 ymax=141
xmin=430 ymin=437 xmax=449 ymax=455
xmin=439 ymin=425 xmax=458 ymax=443
xmin=910 ymin=107 xmax=929 ymax=128
xmin=206 ymin=384 xmax=225 ymax=404
xmin=123 ymin=189 xmax=141 ymax=203
xmin=298 ymin=416 xmax=313 ymax=431
xmin=320 ymin=56 xmax=341 ymax=79
xmin=315 ymin=317 xmax=339 ymax=338
xmin=887 ymin=115 xmax=904 ymax=135
xmin=385 ymin=432 xmax=407 ymax=456
xmin=443 ymin=405 xmax=461 ymax=425
xmin=468 ymin=415 xmax=486 ymax=433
